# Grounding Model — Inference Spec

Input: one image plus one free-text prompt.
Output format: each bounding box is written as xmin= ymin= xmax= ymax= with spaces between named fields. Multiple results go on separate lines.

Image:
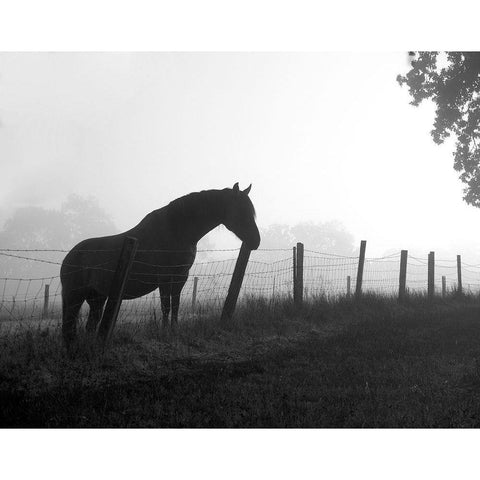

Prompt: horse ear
xmin=232 ymin=182 xmax=239 ymax=193
xmin=243 ymin=184 xmax=252 ymax=195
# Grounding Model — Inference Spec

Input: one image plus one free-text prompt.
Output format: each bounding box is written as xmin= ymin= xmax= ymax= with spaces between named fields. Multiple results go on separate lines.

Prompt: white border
xmin=1 ymin=429 xmax=480 ymax=479
xmin=0 ymin=0 xmax=479 ymax=51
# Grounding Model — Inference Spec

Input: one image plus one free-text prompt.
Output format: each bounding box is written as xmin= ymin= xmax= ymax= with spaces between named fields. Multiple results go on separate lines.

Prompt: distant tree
xmin=397 ymin=52 xmax=480 ymax=206
xmin=0 ymin=195 xmax=116 ymax=250
xmin=0 ymin=195 xmax=116 ymax=277
xmin=0 ymin=207 xmax=65 ymax=250
xmin=259 ymin=224 xmax=295 ymax=250
xmin=60 ymin=194 xmax=117 ymax=247
xmin=260 ymin=221 xmax=355 ymax=256
xmin=290 ymin=221 xmax=356 ymax=255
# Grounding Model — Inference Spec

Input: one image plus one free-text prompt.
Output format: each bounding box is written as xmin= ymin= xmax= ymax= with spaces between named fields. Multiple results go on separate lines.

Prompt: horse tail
xmin=60 ymin=249 xmax=86 ymax=348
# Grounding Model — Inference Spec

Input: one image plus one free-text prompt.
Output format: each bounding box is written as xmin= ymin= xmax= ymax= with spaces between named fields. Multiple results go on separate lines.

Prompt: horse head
xmin=223 ymin=182 xmax=261 ymax=250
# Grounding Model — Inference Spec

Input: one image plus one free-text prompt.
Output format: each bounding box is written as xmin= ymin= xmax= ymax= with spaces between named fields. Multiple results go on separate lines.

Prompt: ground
xmin=1 ymin=295 xmax=480 ymax=427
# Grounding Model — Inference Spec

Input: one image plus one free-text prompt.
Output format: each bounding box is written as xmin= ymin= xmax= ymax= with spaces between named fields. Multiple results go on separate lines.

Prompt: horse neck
xmin=168 ymin=190 xmax=226 ymax=245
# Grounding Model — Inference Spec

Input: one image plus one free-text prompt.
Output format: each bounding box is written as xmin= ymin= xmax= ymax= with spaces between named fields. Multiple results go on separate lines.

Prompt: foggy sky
xmin=1 ymin=52 xmax=480 ymax=258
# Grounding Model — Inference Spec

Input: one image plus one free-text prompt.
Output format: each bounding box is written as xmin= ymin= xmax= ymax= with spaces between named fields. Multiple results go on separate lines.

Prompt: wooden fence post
xmin=292 ymin=246 xmax=297 ymax=302
xmin=192 ymin=276 xmax=198 ymax=310
xmin=295 ymin=242 xmax=304 ymax=307
xmin=43 ymin=284 xmax=50 ymax=318
xmin=442 ymin=276 xmax=446 ymax=298
xmin=221 ymin=243 xmax=251 ymax=322
xmin=399 ymin=250 xmax=408 ymax=302
xmin=355 ymin=240 xmax=367 ymax=300
xmin=97 ymin=236 xmax=138 ymax=346
xmin=347 ymin=276 xmax=351 ymax=298
xmin=428 ymin=251 xmax=435 ymax=300
xmin=457 ymin=255 xmax=463 ymax=295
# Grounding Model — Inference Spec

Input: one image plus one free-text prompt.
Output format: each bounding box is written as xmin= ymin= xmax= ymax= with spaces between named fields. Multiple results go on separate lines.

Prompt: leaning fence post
xmin=442 ymin=276 xmax=446 ymax=298
xmin=221 ymin=242 xmax=251 ymax=322
xmin=295 ymin=242 xmax=304 ymax=307
xmin=355 ymin=240 xmax=367 ymax=300
xmin=457 ymin=255 xmax=463 ymax=295
xmin=42 ymin=284 xmax=50 ymax=318
xmin=347 ymin=276 xmax=351 ymax=298
xmin=428 ymin=251 xmax=435 ymax=300
xmin=399 ymin=250 xmax=408 ymax=302
xmin=97 ymin=236 xmax=138 ymax=346
xmin=192 ymin=276 xmax=198 ymax=310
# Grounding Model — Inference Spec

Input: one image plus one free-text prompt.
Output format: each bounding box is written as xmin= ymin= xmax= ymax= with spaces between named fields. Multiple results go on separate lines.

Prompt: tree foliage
xmin=260 ymin=221 xmax=355 ymax=256
xmin=397 ymin=52 xmax=480 ymax=206
xmin=0 ymin=195 xmax=117 ymax=277
xmin=0 ymin=195 xmax=116 ymax=250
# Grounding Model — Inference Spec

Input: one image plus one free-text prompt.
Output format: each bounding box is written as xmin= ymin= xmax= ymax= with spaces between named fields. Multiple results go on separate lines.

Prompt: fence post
xmin=428 ymin=251 xmax=435 ymax=300
xmin=295 ymin=242 xmax=304 ymax=307
xmin=347 ymin=276 xmax=351 ymax=299
xmin=192 ymin=276 xmax=198 ymax=310
xmin=442 ymin=276 xmax=446 ymax=298
xmin=292 ymin=246 xmax=297 ymax=302
xmin=457 ymin=255 xmax=463 ymax=295
xmin=221 ymin=242 xmax=251 ymax=322
xmin=97 ymin=236 xmax=138 ymax=346
xmin=355 ymin=240 xmax=367 ymax=300
xmin=399 ymin=250 xmax=408 ymax=302
xmin=43 ymin=284 xmax=50 ymax=318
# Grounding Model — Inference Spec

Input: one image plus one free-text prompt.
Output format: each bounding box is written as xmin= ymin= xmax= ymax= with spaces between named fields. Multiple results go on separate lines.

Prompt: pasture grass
xmin=1 ymin=293 xmax=480 ymax=427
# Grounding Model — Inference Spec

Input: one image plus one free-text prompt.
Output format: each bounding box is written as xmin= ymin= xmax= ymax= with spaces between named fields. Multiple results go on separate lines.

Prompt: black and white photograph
xmin=1 ymin=1 xmax=479 ymax=478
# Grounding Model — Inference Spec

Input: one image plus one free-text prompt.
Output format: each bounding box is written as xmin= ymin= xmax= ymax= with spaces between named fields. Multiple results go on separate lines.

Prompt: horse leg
xmin=171 ymin=275 xmax=188 ymax=327
xmin=85 ymin=291 xmax=107 ymax=334
xmin=62 ymin=291 xmax=84 ymax=349
xmin=159 ymin=283 xmax=171 ymax=328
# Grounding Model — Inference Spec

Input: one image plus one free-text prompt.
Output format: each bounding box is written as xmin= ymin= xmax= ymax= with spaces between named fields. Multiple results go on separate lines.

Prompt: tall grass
xmin=2 ymin=292 xmax=480 ymax=427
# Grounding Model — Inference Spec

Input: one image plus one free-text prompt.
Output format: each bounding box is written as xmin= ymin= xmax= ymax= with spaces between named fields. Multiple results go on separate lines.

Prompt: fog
xmin=1 ymin=52 xmax=480 ymax=262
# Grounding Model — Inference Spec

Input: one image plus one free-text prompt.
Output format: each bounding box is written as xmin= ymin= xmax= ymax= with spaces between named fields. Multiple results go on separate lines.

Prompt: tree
xmin=397 ymin=52 xmax=480 ymax=206
xmin=60 ymin=194 xmax=117 ymax=247
xmin=0 ymin=195 xmax=116 ymax=250
xmin=260 ymin=221 xmax=355 ymax=256
xmin=259 ymin=224 xmax=295 ymax=250
xmin=0 ymin=207 xmax=65 ymax=250
xmin=290 ymin=221 xmax=356 ymax=255
xmin=0 ymin=195 xmax=117 ymax=277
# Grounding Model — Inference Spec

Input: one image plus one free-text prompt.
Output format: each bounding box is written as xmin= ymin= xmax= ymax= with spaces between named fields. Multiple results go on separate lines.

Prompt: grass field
xmin=1 ymin=294 xmax=480 ymax=427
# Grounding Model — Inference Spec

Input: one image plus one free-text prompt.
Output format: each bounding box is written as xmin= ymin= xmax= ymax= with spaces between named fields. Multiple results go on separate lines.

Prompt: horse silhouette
xmin=60 ymin=183 xmax=260 ymax=346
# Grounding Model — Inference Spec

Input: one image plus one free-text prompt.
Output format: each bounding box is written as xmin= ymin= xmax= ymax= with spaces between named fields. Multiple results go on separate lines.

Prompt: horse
xmin=60 ymin=183 xmax=260 ymax=347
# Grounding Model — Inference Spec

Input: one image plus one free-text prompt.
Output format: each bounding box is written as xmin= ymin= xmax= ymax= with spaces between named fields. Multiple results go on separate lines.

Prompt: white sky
xmin=1 ymin=52 xmax=479 ymax=257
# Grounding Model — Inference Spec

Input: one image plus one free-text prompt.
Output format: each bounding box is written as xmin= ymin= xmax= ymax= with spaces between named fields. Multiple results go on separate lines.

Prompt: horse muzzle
xmin=245 ymin=230 xmax=261 ymax=250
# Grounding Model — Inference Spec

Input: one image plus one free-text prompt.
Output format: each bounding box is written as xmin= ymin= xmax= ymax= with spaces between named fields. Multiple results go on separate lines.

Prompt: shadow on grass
xmin=2 ymin=293 xmax=480 ymax=427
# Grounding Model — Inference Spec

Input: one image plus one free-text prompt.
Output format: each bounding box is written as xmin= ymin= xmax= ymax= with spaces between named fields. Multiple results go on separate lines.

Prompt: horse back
xmin=61 ymin=229 xmax=197 ymax=299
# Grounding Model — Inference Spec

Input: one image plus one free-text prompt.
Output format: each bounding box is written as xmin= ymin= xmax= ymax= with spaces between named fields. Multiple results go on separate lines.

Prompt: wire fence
xmin=1 ymin=244 xmax=479 ymax=333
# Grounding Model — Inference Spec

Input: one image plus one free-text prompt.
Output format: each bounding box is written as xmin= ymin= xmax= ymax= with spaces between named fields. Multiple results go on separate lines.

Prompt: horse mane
xmin=165 ymin=188 xmax=256 ymax=219
xmin=167 ymin=190 xmax=220 ymax=214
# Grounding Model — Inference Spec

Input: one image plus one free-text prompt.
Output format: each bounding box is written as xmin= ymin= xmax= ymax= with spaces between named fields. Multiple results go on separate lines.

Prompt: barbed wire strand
xmin=0 ymin=247 xmax=478 ymax=333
